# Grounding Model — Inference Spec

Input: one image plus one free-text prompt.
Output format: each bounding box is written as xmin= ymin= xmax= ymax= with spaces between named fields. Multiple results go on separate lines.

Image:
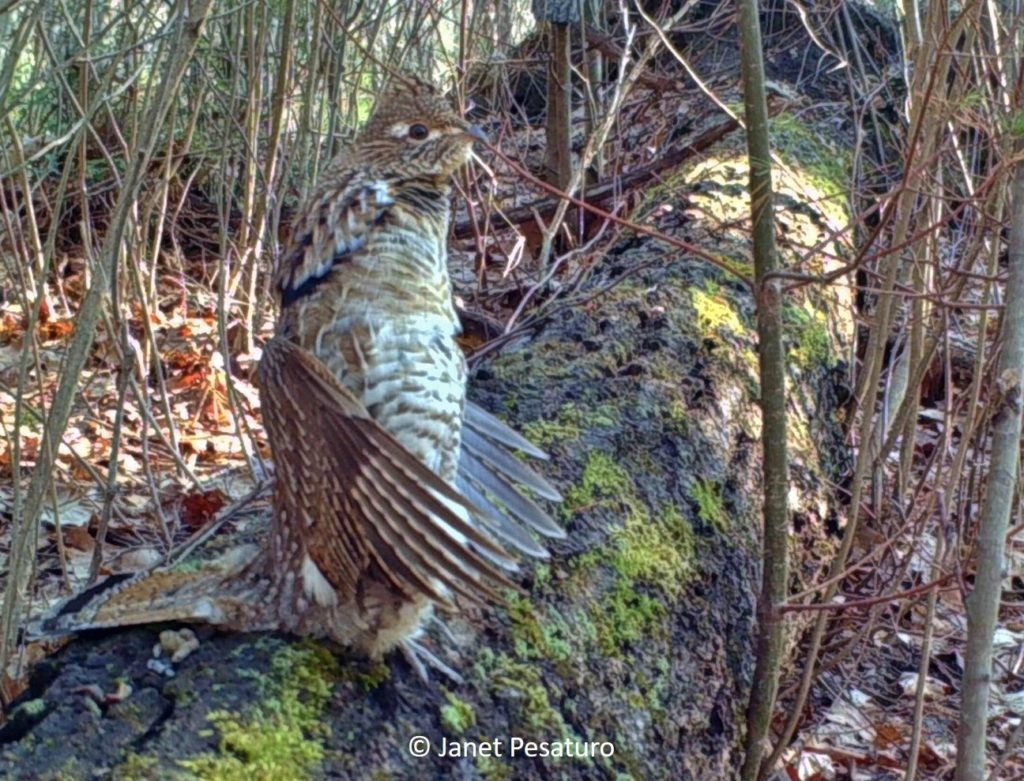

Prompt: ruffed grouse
xmin=34 ymin=76 xmax=563 ymax=678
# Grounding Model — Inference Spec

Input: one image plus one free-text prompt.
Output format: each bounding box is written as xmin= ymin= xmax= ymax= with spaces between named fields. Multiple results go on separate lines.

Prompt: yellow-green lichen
xmin=440 ymin=692 xmax=477 ymax=735
xmin=691 ymin=286 xmax=745 ymax=337
xmin=178 ymin=642 xmax=340 ymax=781
xmin=693 ymin=479 xmax=728 ymax=532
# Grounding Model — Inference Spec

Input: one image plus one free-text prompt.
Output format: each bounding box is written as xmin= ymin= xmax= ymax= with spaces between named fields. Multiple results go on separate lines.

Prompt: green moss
xmin=717 ymin=253 xmax=754 ymax=278
xmin=665 ymin=399 xmax=688 ymax=428
xmin=473 ymin=654 xmax=594 ymax=773
xmin=637 ymin=170 xmax=690 ymax=216
xmin=639 ymin=658 xmax=672 ymax=715
xmin=178 ymin=642 xmax=340 ymax=780
xmin=563 ymin=451 xmax=633 ymax=513
xmin=506 ymin=593 xmax=574 ymax=664
xmin=440 ymin=692 xmax=477 ymax=735
xmin=1011 ymin=107 xmax=1024 ymax=137
xmin=485 ymin=652 xmax=567 ymax=735
xmin=533 ymin=562 xmax=551 ymax=589
xmin=691 ymin=287 xmax=745 ymax=336
xmin=522 ymin=403 xmax=584 ymax=447
xmin=784 ymin=303 xmax=833 ymax=370
xmin=341 ymin=662 xmax=391 ymax=691
xmin=172 ymin=559 xmax=205 ymax=574
xmin=109 ymin=699 xmax=159 ymax=734
xmin=591 ymin=403 xmax=622 ymax=427
xmin=476 ymin=754 xmax=513 ymax=781
xmin=491 ymin=340 xmax=581 ymax=384
xmin=7 ymin=697 xmax=46 ymax=727
xmin=169 ymin=684 xmax=197 ymax=709
xmin=610 ymin=503 xmax=695 ymax=601
xmin=594 ymin=581 xmax=666 ymax=656
xmin=112 ymin=753 xmax=160 ymax=781
xmin=47 ymin=757 xmax=89 ymax=781
xmin=693 ymin=480 xmax=728 ymax=532
xmin=563 ymin=452 xmax=697 ymax=655
xmin=573 ymin=485 xmax=700 ymax=601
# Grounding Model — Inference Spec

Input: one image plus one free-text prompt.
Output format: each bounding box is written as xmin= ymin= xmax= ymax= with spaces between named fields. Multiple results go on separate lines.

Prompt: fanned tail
xmin=457 ymin=401 xmax=566 ymax=554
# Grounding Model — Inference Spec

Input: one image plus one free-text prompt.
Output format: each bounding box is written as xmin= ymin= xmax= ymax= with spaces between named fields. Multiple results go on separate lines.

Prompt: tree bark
xmin=954 ymin=140 xmax=1024 ymax=781
xmin=736 ymin=0 xmax=790 ymax=776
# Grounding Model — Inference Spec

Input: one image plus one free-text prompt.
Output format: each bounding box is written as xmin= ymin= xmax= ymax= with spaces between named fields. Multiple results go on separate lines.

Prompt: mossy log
xmin=0 ymin=117 xmax=853 ymax=781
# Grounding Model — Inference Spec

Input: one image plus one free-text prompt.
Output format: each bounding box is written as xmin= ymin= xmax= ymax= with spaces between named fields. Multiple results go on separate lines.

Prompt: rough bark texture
xmin=0 ymin=49 xmax=858 ymax=781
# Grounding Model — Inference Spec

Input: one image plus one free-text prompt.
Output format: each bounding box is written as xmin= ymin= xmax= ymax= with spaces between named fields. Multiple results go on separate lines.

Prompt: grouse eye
xmin=408 ymin=124 xmax=430 ymax=140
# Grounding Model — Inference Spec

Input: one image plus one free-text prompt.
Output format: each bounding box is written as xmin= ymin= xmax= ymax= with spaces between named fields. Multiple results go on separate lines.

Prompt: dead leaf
xmin=180 ymin=488 xmax=227 ymax=529
xmin=59 ymin=526 xmax=95 ymax=553
xmin=874 ymin=722 xmax=903 ymax=749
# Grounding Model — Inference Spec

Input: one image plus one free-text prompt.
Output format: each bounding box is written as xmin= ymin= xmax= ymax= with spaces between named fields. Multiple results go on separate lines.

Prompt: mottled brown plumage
xmin=34 ymin=76 xmax=563 ymax=679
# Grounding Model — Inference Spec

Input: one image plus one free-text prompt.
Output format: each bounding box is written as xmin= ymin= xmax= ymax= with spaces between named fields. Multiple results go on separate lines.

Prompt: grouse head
xmin=358 ymin=75 xmax=486 ymax=178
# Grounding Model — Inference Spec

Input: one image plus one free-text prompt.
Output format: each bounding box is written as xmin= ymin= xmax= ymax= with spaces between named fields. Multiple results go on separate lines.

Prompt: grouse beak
xmin=465 ymin=124 xmax=489 ymax=144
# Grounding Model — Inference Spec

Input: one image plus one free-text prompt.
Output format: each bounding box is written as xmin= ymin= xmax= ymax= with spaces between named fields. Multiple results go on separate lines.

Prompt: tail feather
xmin=464 ymin=402 xmax=549 ymax=460
xmin=460 ymin=424 xmax=563 ymax=503
xmin=456 ymin=475 xmax=550 ymax=558
xmin=457 ymin=453 xmax=565 ymax=540
xmin=28 ymin=547 xmax=261 ymax=639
